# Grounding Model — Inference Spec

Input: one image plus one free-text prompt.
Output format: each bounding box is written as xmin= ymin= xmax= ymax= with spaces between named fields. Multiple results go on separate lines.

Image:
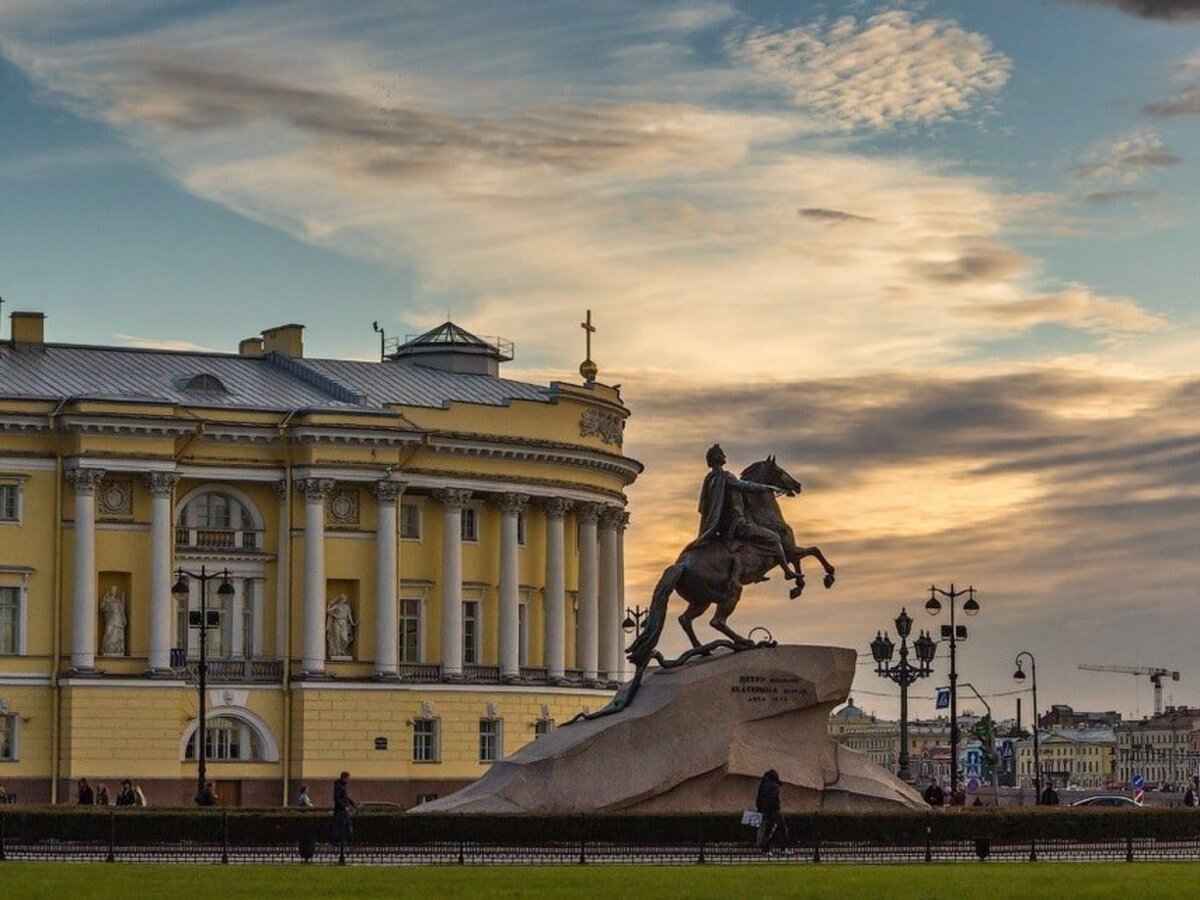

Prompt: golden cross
xmin=581 ymin=309 xmax=596 ymax=360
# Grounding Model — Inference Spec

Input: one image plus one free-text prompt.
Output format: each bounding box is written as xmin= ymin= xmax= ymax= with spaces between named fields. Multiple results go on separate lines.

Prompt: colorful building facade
xmin=0 ymin=312 xmax=641 ymax=805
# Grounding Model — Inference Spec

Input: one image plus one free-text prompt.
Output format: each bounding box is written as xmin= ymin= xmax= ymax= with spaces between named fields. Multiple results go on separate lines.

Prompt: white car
xmin=1070 ymin=795 xmax=1137 ymax=808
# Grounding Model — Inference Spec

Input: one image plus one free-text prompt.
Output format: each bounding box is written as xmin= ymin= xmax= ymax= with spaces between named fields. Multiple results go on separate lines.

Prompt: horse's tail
xmin=627 ymin=563 xmax=685 ymax=669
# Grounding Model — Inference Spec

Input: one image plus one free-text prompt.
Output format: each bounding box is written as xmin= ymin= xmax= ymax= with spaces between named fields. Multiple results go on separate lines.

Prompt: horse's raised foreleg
xmin=710 ymin=589 xmax=753 ymax=647
xmin=794 ymin=546 xmax=836 ymax=588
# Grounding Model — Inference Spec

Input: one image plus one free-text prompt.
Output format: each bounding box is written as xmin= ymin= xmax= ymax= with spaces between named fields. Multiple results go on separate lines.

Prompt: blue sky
xmin=3 ymin=0 xmax=1200 ymax=719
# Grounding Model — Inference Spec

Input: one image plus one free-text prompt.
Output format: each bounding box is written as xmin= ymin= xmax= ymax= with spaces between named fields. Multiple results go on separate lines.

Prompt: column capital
xmin=372 ymin=480 xmax=408 ymax=504
xmin=142 ymin=471 xmax=180 ymax=497
xmin=65 ymin=467 xmax=107 ymax=495
xmin=599 ymin=505 xmax=625 ymax=529
xmin=496 ymin=492 xmax=530 ymax=515
xmin=575 ymin=501 xmax=602 ymax=525
xmin=540 ymin=497 xmax=574 ymax=519
xmin=294 ymin=477 xmax=336 ymax=502
xmin=619 ymin=510 xmax=630 ymax=531
xmin=433 ymin=488 xmax=473 ymax=511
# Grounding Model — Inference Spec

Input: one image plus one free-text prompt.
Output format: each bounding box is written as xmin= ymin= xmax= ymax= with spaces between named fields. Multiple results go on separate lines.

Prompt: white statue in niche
xmin=326 ymin=594 xmax=356 ymax=658
xmin=100 ymin=586 xmax=127 ymax=656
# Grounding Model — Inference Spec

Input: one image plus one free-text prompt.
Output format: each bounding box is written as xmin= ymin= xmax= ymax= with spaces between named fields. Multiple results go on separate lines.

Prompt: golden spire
xmin=579 ymin=309 xmax=598 ymax=385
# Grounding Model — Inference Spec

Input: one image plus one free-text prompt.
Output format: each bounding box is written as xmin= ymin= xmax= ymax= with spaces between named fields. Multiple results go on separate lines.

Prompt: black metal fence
xmin=2 ymin=809 xmax=1199 ymax=866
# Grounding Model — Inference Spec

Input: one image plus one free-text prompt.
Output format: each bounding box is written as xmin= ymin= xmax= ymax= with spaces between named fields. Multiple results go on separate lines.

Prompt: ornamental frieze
xmin=579 ymin=408 xmax=623 ymax=446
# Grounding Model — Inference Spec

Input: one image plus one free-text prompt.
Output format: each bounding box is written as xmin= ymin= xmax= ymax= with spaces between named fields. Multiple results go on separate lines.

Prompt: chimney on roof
xmin=10 ymin=311 xmax=45 ymax=347
xmin=261 ymin=323 xmax=304 ymax=358
xmin=238 ymin=337 xmax=264 ymax=357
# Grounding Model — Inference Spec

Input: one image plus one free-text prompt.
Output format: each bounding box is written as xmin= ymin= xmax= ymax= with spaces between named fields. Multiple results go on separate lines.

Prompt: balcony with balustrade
xmin=175 ymin=527 xmax=263 ymax=554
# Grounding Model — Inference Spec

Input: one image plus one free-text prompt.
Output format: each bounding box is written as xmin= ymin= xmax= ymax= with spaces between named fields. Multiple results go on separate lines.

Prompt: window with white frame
xmin=400 ymin=503 xmax=422 ymax=540
xmin=0 ymin=586 xmax=22 ymax=656
xmin=0 ymin=713 xmax=16 ymax=760
xmin=462 ymin=600 xmax=480 ymax=665
xmin=479 ymin=718 xmax=503 ymax=762
xmin=185 ymin=716 xmax=264 ymax=762
xmin=516 ymin=510 xmax=526 ymax=546
xmin=174 ymin=578 xmax=259 ymax=660
xmin=413 ymin=718 xmax=439 ymax=762
xmin=0 ymin=483 xmax=21 ymax=523
xmin=461 ymin=506 xmax=479 ymax=543
xmin=399 ymin=597 xmax=422 ymax=663
xmin=177 ymin=489 xmax=260 ymax=552
xmin=534 ymin=718 xmax=555 ymax=738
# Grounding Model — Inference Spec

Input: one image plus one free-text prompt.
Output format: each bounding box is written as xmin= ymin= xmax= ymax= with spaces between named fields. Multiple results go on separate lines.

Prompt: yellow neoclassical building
xmin=0 ymin=311 xmax=640 ymax=806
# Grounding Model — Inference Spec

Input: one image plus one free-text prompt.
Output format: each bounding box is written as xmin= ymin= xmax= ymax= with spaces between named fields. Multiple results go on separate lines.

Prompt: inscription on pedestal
xmin=729 ymin=674 xmax=808 ymax=705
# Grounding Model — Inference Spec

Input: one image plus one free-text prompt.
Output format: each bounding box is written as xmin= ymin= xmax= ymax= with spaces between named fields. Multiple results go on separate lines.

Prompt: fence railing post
xmin=107 ymin=809 xmax=115 ymax=863
xmin=1028 ymin=837 xmax=1037 ymax=863
xmin=1126 ymin=833 xmax=1134 ymax=863
xmin=458 ymin=840 xmax=465 ymax=865
xmin=221 ymin=810 xmax=229 ymax=864
xmin=697 ymin=819 xmax=706 ymax=864
xmin=0 ymin=808 xmax=6 ymax=862
xmin=812 ymin=836 xmax=821 ymax=863
xmin=924 ymin=824 xmax=932 ymax=863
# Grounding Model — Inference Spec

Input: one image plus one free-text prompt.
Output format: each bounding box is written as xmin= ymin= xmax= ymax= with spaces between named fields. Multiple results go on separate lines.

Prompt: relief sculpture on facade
xmin=579 ymin=408 xmax=623 ymax=446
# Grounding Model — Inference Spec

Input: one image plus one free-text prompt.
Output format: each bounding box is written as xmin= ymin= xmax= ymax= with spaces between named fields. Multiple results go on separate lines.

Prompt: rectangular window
xmin=534 ymin=719 xmax=555 ymax=738
xmin=462 ymin=601 xmax=479 ymax=665
xmin=413 ymin=718 xmax=439 ymax=762
xmin=400 ymin=503 xmax=422 ymax=540
xmin=400 ymin=598 xmax=422 ymax=663
xmin=0 ymin=587 xmax=20 ymax=655
xmin=0 ymin=484 xmax=19 ymax=522
xmin=0 ymin=714 xmax=15 ymax=760
xmin=479 ymin=718 xmax=502 ymax=762
xmin=516 ymin=511 xmax=526 ymax=546
xmin=461 ymin=507 xmax=479 ymax=543
xmin=415 ymin=793 xmax=439 ymax=805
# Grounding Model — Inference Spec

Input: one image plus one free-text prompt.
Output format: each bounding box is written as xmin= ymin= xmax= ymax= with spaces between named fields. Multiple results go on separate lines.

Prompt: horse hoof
xmin=824 ymin=574 xmax=836 ymax=589
xmin=789 ymin=586 xmax=804 ymax=600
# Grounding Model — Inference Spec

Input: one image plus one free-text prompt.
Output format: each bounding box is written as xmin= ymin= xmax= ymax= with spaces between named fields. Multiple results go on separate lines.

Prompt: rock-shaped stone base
xmin=416 ymin=645 xmax=924 ymax=814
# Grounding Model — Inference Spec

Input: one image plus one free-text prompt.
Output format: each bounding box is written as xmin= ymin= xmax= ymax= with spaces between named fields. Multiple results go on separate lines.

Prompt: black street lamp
xmin=925 ymin=583 xmax=980 ymax=798
xmin=622 ymin=605 xmax=648 ymax=639
xmin=1013 ymin=651 xmax=1042 ymax=802
xmin=870 ymin=607 xmax=938 ymax=782
xmin=172 ymin=565 xmax=234 ymax=802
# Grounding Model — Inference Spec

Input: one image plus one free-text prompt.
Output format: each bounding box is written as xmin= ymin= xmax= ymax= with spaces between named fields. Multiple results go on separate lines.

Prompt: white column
xmin=373 ymin=480 xmax=405 ymax=679
xmin=576 ymin=502 xmax=600 ymax=683
xmin=436 ymin=489 xmax=472 ymax=679
xmin=617 ymin=511 xmax=629 ymax=679
xmin=598 ymin=506 xmax=622 ymax=683
xmin=273 ymin=481 xmax=289 ymax=662
xmin=67 ymin=467 xmax=105 ymax=671
xmin=144 ymin=472 xmax=179 ymax=673
xmin=542 ymin=498 xmax=571 ymax=683
xmin=296 ymin=477 xmax=334 ymax=675
xmin=497 ymin=493 xmax=528 ymax=681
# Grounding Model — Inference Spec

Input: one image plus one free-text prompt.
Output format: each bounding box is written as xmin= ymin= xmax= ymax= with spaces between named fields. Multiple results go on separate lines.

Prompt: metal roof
xmin=0 ymin=342 xmax=552 ymax=411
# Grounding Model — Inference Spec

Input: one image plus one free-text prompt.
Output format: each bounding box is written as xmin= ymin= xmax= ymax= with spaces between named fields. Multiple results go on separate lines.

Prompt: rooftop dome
xmin=832 ymin=698 xmax=865 ymax=718
xmin=387 ymin=321 xmax=513 ymax=376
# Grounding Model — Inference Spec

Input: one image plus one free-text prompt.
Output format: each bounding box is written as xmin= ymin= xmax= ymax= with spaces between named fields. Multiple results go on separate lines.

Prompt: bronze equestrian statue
xmin=571 ymin=445 xmax=835 ymax=722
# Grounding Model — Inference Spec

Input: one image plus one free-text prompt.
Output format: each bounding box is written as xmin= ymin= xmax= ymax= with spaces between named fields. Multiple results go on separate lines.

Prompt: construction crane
xmin=1077 ymin=665 xmax=1180 ymax=716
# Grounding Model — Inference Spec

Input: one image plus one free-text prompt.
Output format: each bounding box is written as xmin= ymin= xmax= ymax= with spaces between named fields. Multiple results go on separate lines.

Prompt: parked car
xmin=1070 ymin=795 xmax=1137 ymax=808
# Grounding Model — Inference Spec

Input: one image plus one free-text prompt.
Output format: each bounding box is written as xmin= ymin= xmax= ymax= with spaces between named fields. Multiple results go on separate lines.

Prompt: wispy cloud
xmin=113 ymin=332 xmax=220 ymax=352
xmin=1062 ymin=0 xmax=1200 ymax=21
xmin=1071 ymin=128 xmax=1181 ymax=184
xmin=730 ymin=11 xmax=1011 ymax=131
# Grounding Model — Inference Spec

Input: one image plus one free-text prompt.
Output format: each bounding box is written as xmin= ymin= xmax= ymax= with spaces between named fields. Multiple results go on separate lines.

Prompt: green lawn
xmin=2 ymin=863 xmax=1200 ymax=899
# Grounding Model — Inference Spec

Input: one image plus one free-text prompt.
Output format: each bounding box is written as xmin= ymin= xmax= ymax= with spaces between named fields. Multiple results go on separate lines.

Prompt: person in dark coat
xmin=755 ymin=769 xmax=788 ymax=853
xmin=1182 ymin=776 xmax=1197 ymax=808
xmin=923 ymin=781 xmax=945 ymax=807
xmin=77 ymin=778 xmax=95 ymax=806
xmin=195 ymin=781 xmax=218 ymax=807
xmin=332 ymin=771 xmax=357 ymax=846
xmin=1040 ymin=782 xmax=1060 ymax=806
xmin=115 ymin=779 xmax=137 ymax=807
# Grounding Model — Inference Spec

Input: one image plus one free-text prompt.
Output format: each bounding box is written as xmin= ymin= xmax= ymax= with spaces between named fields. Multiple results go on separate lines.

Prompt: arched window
xmin=183 ymin=373 xmax=227 ymax=392
xmin=176 ymin=488 xmax=262 ymax=552
xmin=181 ymin=710 xmax=278 ymax=762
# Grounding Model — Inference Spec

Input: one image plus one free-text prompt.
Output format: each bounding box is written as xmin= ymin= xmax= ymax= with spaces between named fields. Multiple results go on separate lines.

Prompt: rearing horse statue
xmin=628 ymin=453 xmax=836 ymax=669
xmin=568 ymin=452 xmax=835 ymax=724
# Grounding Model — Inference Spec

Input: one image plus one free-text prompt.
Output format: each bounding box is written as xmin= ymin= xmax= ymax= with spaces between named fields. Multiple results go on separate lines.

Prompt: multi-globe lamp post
xmin=870 ymin=608 xmax=938 ymax=782
xmin=924 ymin=584 xmax=980 ymax=796
xmin=1013 ymin=651 xmax=1043 ymax=802
xmin=171 ymin=564 xmax=234 ymax=801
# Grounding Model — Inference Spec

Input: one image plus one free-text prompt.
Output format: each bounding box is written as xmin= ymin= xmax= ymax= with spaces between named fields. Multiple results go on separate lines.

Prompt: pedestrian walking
xmin=195 ymin=780 xmax=218 ymax=807
xmin=754 ymin=769 xmax=789 ymax=853
xmin=1040 ymin=781 xmax=1060 ymax=806
xmin=332 ymin=771 xmax=357 ymax=847
xmin=96 ymin=784 xmax=110 ymax=806
xmin=297 ymin=784 xmax=314 ymax=807
xmin=115 ymin=780 xmax=137 ymax=807
xmin=1184 ymin=776 xmax=1198 ymax=808
xmin=77 ymin=778 xmax=95 ymax=805
xmin=923 ymin=780 xmax=945 ymax=807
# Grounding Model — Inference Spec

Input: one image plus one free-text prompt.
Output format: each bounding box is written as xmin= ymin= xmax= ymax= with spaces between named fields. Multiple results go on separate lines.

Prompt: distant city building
xmin=1039 ymin=704 xmax=1122 ymax=730
xmin=1114 ymin=707 xmax=1200 ymax=788
xmin=1015 ymin=728 xmax=1116 ymax=789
